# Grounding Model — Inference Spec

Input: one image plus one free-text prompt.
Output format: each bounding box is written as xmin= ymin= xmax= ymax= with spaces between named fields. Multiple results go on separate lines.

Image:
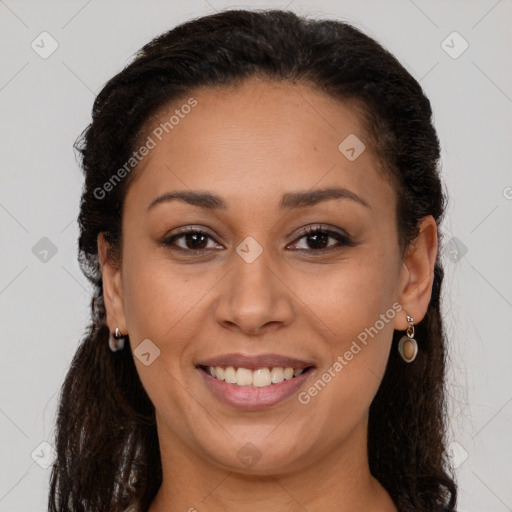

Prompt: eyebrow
xmin=147 ymin=186 xmax=370 ymax=212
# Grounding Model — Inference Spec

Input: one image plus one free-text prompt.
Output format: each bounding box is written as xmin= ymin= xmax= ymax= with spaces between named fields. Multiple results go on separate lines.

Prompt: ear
xmin=97 ymin=233 xmax=128 ymax=335
xmin=393 ymin=215 xmax=438 ymax=330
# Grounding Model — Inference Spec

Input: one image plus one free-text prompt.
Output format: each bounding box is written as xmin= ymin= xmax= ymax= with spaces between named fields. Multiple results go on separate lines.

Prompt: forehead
xmin=126 ymin=77 xmax=395 ymax=216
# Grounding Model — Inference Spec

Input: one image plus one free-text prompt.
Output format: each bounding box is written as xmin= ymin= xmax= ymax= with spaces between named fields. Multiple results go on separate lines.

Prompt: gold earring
xmin=398 ymin=315 xmax=418 ymax=363
xmin=108 ymin=327 xmax=126 ymax=352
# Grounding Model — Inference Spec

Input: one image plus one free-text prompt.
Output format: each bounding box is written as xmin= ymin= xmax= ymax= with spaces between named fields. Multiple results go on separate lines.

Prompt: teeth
xmin=236 ymin=368 xmax=253 ymax=386
xmin=253 ymin=368 xmax=271 ymax=387
xmin=206 ymin=366 xmax=308 ymax=387
xmin=225 ymin=366 xmax=237 ymax=384
xmin=270 ymin=367 xmax=284 ymax=384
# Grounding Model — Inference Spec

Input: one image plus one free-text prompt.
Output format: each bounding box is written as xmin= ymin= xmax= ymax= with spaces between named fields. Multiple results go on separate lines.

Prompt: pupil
xmin=187 ymin=233 xmax=207 ymax=250
xmin=309 ymin=233 xmax=327 ymax=249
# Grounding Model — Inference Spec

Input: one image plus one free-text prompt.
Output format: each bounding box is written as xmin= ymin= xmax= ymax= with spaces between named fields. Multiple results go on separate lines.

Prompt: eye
xmin=288 ymin=225 xmax=355 ymax=252
xmin=160 ymin=224 xmax=355 ymax=255
xmin=160 ymin=227 xmax=222 ymax=253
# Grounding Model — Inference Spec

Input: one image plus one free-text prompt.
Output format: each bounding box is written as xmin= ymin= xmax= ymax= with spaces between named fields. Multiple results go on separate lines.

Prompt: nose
xmin=215 ymin=244 xmax=295 ymax=336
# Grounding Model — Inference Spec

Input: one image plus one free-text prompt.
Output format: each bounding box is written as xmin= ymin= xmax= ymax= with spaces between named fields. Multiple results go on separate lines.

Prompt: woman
xmin=48 ymin=9 xmax=457 ymax=512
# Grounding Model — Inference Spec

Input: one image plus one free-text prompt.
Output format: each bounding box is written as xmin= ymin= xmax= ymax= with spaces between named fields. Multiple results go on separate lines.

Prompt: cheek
xmin=297 ymin=305 xmax=395 ymax=446
xmin=294 ymin=248 xmax=398 ymax=406
xmin=120 ymin=249 xmax=208 ymax=416
xmin=121 ymin=241 xmax=203 ymax=339
xmin=294 ymin=247 xmax=399 ymax=334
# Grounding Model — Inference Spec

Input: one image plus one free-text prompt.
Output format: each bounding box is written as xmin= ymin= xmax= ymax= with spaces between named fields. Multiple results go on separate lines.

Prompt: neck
xmin=147 ymin=417 xmax=397 ymax=512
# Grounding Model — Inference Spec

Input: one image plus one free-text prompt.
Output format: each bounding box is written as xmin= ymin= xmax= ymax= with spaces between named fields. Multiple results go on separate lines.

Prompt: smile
xmin=200 ymin=365 xmax=313 ymax=387
xmin=196 ymin=353 xmax=316 ymax=409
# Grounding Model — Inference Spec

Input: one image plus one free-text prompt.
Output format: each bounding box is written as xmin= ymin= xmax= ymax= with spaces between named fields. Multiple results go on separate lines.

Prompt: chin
xmin=195 ymin=433 xmax=314 ymax=476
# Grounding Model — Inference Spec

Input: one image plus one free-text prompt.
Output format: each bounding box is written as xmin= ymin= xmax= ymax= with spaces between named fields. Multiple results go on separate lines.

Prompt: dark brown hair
xmin=48 ymin=9 xmax=456 ymax=512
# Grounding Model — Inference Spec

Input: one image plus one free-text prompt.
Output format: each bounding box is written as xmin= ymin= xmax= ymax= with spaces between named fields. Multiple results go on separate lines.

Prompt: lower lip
xmin=197 ymin=368 xmax=314 ymax=410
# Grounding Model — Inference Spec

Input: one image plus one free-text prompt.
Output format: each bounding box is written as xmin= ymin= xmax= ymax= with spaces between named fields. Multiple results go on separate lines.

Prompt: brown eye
xmin=161 ymin=228 xmax=222 ymax=252
xmin=161 ymin=224 xmax=356 ymax=255
xmin=288 ymin=225 xmax=355 ymax=252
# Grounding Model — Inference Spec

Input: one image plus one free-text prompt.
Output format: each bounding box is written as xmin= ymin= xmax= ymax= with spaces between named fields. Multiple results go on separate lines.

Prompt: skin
xmin=98 ymin=76 xmax=438 ymax=512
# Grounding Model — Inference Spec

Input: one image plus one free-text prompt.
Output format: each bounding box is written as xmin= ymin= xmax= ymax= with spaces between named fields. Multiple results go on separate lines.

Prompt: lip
xmin=196 ymin=352 xmax=313 ymax=371
xmin=198 ymin=367 xmax=314 ymax=410
xmin=196 ymin=353 xmax=316 ymax=410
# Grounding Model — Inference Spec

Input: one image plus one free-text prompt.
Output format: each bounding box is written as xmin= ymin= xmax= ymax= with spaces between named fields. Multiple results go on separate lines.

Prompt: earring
xmin=398 ymin=315 xmax=418 ymax=363
xmin=108 ymin=327 xmax=126 ymax=352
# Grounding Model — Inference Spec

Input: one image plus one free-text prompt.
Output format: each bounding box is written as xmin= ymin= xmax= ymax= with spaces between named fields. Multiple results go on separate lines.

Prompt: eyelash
xmin=160 ymin=225 xmax=356 ymax=255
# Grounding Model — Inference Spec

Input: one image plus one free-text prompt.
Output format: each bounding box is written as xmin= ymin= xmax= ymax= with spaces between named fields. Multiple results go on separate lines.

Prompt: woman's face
xmin=106 ymin=77 xmax=411 ymax=474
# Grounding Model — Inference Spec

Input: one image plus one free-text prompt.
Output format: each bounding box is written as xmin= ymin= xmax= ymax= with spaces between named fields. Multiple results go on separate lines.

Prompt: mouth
xmin=195 ymin=353 xmax=316 ymax=409
xmin=198 ymin=364 xmax=314 ymax=387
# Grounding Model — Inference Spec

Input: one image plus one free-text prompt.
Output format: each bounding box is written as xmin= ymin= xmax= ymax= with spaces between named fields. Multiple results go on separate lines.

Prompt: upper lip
xmin=197 ymin=353 xmax=314 ymax=370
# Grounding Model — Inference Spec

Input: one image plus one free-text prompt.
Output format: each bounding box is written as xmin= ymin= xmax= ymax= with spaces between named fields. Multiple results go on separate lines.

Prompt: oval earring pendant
xmin=109 ymin=332 xmax=125 ymax=352
xmin=398 ymin=334 xmax=418 ymax=363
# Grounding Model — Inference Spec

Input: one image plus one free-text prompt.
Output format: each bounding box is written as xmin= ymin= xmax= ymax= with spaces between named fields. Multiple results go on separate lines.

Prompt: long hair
xmin=48 ymin=9 xmax=456 ymax=511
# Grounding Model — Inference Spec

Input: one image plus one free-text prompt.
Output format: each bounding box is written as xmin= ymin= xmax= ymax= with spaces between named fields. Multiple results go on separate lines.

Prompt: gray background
xmin=1 ymin=0 xmax=511 ymax=510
